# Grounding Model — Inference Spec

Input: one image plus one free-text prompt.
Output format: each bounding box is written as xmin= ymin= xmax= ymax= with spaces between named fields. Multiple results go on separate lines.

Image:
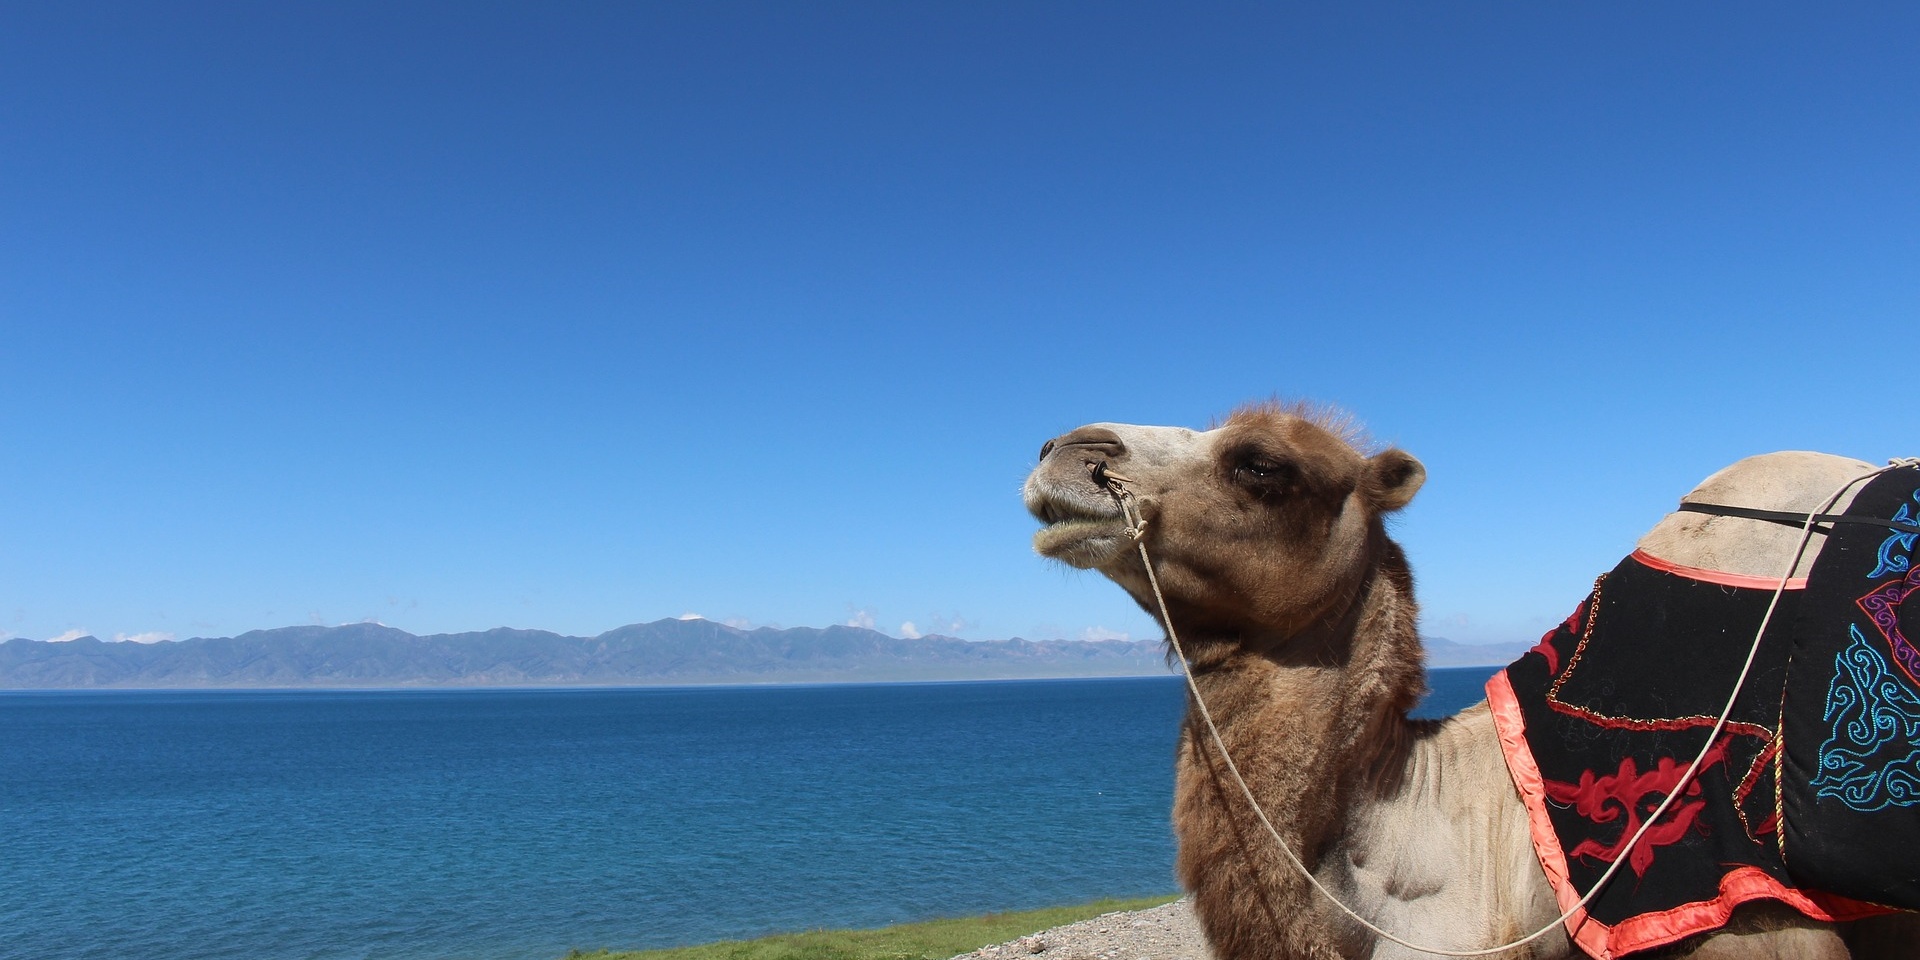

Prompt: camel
xmin=1021 ymin=404 xmax=1918 ymax=960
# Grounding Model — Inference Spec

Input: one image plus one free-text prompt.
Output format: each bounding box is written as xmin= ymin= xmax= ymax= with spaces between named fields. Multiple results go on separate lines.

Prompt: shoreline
xmin=560 ymin=896 xmax=1207 ymax=960
xmin=952 ymin=897 xmax=1210 ymax=960
xmin=0 ymin=663 xmax=1508 ymax=694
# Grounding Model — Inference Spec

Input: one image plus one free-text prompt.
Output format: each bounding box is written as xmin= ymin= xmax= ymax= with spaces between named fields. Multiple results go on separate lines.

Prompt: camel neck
xmin=1329 ymin=704 xmax=1564 ymax=958
xmin=1172 ymin=545 xmax=1429 ymax=958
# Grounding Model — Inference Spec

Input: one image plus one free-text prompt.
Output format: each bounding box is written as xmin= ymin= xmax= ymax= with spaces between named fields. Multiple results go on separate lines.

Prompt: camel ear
xmin=1365 ymin=449 xmax=1425 ymax=512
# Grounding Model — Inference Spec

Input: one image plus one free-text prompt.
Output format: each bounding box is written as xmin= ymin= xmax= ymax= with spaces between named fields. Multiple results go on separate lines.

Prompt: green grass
xmin=559 ymin=894 xmax=1182 ymax=960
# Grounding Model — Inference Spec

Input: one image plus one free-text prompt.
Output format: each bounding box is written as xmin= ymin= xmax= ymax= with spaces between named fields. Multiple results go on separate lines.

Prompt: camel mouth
xmin=1026 ymin=489 xmax=1131 ymax=569
xmin=1032 ymin=517 xmax=1132 ymax=568
xmin=1029 ymin=492 xmax=1118 ymax=527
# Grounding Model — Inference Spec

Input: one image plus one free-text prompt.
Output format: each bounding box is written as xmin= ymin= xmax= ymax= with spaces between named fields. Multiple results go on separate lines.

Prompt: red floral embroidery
xmin=1529 ymin=597 xmax=1590 ymax=676
xmin=1542 ymin=738 xmax=1731 ymax=877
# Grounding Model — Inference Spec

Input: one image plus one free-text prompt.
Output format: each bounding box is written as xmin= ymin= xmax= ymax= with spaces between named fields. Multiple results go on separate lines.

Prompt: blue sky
xmin=3 ymin=4 xmax=1915 ymax=647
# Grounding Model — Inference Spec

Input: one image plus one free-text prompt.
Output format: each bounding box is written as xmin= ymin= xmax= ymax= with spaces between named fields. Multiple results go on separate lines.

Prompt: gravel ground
xmin=951 ymin=899 xmax=1212 ymax=960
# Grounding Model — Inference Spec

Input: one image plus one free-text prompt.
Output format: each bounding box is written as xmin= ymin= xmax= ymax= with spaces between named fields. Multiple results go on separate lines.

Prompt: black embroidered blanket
xmin=1486 ymin=464 xmax=1920 ymax=958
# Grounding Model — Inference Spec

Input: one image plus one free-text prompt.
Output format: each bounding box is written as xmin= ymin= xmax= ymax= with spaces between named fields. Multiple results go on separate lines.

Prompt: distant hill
xmin=0 ymin=620 xmax=1531 ymax=688
xmin=1422 ymin=636 xmax=1531 ymax=668
xmin=0 ymin=619 xmax=1176 ymax=688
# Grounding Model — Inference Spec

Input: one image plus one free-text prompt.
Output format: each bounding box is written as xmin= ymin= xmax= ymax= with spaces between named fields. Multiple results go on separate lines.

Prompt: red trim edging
xmin=1629 ymin=549 xmax=1807 ymax=591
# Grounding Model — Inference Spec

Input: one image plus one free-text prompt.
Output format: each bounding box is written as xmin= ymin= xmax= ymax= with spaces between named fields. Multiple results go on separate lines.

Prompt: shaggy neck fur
xmin=1169 ymin=535 xmax=1563 ymax=960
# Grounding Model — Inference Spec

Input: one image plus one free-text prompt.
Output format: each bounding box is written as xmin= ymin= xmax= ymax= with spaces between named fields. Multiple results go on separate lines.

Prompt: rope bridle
xmin=1091 ymin=457 xmax=1918 ymax=958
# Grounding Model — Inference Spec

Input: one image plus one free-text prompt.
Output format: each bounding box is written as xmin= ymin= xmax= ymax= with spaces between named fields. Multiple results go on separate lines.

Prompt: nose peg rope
xmin=1090 ymin=461 xmax=1905 ymax=957
xmin=1090 ymin=460 xmax=1134 ymax=489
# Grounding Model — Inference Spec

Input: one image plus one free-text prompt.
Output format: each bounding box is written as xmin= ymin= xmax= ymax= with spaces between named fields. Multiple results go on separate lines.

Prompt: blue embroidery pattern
xmin=1867 ymin=489 xmax=1920 ymax=580
xmin=1812 ymin=625 xmax=1920 ymax=812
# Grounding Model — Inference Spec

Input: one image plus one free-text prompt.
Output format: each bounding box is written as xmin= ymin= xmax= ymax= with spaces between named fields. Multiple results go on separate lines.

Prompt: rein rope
xmin=1098 ymin=458 xmax=1918 ymax=958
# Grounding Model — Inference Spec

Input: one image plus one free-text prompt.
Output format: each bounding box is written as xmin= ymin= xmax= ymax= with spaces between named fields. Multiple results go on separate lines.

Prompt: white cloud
xmin=114 ymin=631 xmax=176 ymax=644
xmin=1079 ymin=626 xmax=1132 ymax=642
xmin=47 ymin=629 xmax=88 ymax=643
xmin=677 ymin=612 xmax=706 ymax=621
xmin=899 ymin=621 xmax=921 ymax=639
xmin=722 ymin=617 xmax=753 ymax=629
xmin=845 ymin=607 xmax=876 ymax=629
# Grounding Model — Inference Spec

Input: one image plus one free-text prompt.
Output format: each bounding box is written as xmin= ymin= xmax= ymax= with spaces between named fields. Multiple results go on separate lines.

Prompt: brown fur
xmin=1157 ymin=411 xmax=1430 ymax=959
xmin=1023 ymin=409 xmax=1917 ymax=960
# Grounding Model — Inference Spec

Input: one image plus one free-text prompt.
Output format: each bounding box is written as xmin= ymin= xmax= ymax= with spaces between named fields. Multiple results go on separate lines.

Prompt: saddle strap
xmin=1678 ymin=501 xmax=1920 ymax=536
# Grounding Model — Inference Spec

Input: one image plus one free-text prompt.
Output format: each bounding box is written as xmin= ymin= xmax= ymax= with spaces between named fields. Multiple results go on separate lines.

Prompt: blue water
xmin=0 ymin=669 xmax=1497 ymax=960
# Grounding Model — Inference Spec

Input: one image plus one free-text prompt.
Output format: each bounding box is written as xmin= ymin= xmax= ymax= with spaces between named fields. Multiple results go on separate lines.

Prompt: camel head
xmin=1023 ymin=404 xmax=1426 ymax=650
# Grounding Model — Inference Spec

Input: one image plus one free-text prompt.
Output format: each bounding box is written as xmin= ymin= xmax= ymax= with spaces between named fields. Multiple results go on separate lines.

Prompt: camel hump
xmin=1636 ymin=451 xmax=1880 ymax=584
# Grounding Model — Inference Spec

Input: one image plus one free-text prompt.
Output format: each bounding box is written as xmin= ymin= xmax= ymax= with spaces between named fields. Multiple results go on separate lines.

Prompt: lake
xmin=0 ymin=668 xmax=1498 ymax=960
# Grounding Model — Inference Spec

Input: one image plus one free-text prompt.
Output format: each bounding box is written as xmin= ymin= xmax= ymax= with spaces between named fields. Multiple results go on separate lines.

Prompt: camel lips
xmin=1028 ymin=487 xmax=1122 ymax=527
xmin=1031 ymin=515 xmax=1133 ymax=568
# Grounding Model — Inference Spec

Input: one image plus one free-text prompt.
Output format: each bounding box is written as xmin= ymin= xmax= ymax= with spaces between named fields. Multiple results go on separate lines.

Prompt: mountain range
xmin=0 ymin=619 xmax=1528 ymax=688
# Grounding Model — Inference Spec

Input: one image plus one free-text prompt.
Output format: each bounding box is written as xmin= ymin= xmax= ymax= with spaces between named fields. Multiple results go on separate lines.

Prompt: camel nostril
xmin=1051 ymin=426 xmax=1128 ymax=463
xmin=1039 ymin=439 xmax=1056 ymax=461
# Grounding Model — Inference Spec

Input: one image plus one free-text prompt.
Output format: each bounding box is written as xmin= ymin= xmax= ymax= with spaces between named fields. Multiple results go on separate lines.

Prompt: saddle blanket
xmin=1486 ymin=464 xmax=1920 ymax=958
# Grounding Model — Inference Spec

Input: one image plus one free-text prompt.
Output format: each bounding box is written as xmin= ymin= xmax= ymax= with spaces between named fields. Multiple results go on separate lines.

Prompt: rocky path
xmin=951 ymin=899 xmax=1211 ymax=960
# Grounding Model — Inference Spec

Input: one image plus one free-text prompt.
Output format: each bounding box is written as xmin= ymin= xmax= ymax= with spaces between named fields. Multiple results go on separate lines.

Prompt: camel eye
xmin=1232 ymin=457 xmax=1293 ymax=489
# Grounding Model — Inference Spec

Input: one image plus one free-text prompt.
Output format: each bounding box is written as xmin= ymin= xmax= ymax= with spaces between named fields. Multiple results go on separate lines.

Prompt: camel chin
xmin=1032 ymin=517 xmax=1132 ymax=569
